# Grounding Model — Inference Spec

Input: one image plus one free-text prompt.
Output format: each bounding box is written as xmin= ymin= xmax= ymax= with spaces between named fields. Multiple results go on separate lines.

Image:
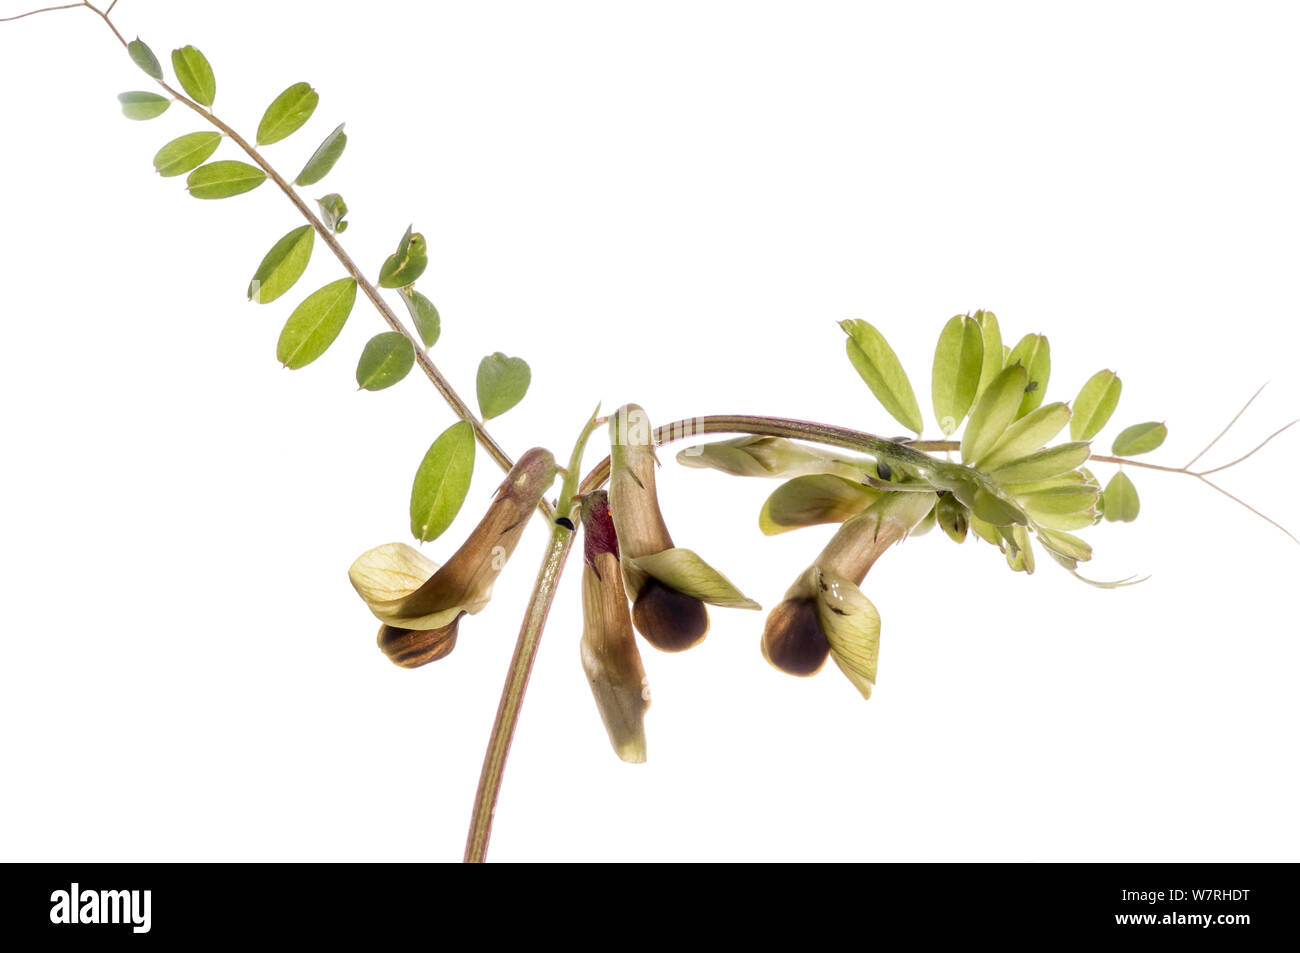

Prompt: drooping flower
xmin=607 ymin=404 xmax=759 ymax=652
xmin=761 ymin=490 xmax=936 ymax=697
xmin=578 ymin=491 xmax=650 ymax=763
xmin=349 ymin=447 xmax=556 ymax=667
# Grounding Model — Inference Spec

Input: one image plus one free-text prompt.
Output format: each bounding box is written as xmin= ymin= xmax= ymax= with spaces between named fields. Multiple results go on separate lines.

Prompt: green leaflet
xmin=758 ymin=474 xmax=881 ymax=535
xmin=295 ymin=123 xmax=347 ymax=187
xmin=976 ymin=401 xmax=1071 ymax=472
xmin=118 ymin=91 xmax=170 ymax=121
xmin=974 ymin=310 xmax=1003 ymax=400
xmin=171 ymin=46 xmax=216 ymax=107
xmin=1018 ymin=484 xmax=1099 ymax=516
xmin=248 ymin=225 xmax=315 ymax=304
xmin=356 ymin=332 xmax=415 ymax=391
xmin=409 ymin=420 xmax=476 ymax=543
xmin=961 ymin=364 xmax=1028 ymax=464
xmin=1071 ymin=369 xmax=1122 ymax=441
xmin=186 ymin=160 xmax=267 ymax=199
xmin=989 ymin=441 xmax=1090 ymax=484
xmin=378 ymin=225 xmax=428 ymax=288
xmin=399 ymin=288 xmax=441 ymax=348
xmin=127 ymin=38 xmax=162 ymax=80
xmin=1005 ymin=333 xmax=1051 ymax=418
xmin=152 ymin=131 xmax=222 ymax=177
xmin=813 ymin=567 xmax=880 ymax=700
xmin=935 ymin=492 xmax=969 ymax=544
xmin=1112 ymin=422 xmax=1167 ymax=457
xmin=256 ymin=82 xmax=319 ymax=146
xmin=840 ymin=319 xmax=924 ymax=435
xmin=1102 ymin=470 xmax=1140 ymax=522
xmin=931 ymin=314 xmax=984 ymax=436
xmin=476 ymin=352 xmax=531 ymax=420
xmin=275 ymin=277 xmax=358 ymax=369
xmin=317 ymin=193 xmax=349 ymax=233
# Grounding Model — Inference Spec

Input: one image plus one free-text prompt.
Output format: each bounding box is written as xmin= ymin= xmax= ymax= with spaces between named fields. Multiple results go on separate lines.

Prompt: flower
xmin=607 ymin=404 xmax=759 ymax=652
xmin=761 ymin=491 xmax=935 ymax=697
xmin=578 ymin=491 xmax=650 ymax=763
xmin=349 ymin=447 xmax=556 ymax=667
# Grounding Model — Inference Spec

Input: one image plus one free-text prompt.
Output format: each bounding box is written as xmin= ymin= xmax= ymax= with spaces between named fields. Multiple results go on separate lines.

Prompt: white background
xmin=2 ymin=0 xmax=1298 ymax=862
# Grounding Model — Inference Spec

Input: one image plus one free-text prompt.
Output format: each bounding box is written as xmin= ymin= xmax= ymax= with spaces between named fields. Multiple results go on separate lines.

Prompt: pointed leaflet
xmin=399 ymin=288 xmax=440 ymax=348
xmin=759 ymin=474 xmax=881 ymax=535
xmin=356 ymin=332 xmax=415 ymax=391
xmin=152 ymin=131 xmax=222 ymax=177
xmin=1112 ymin=422 xmax=1167 ymax=457
xmin=186 ymin=161 xmax=266 ymax=199
xmin=1005 ymin=333 xmax=1051 ymax=418
xmin=171 ymin=46 xmax=216 ymax=107
xmin=931 ymin=314 xmax=984 ymax=435
xmin=295 ymin=123 xmax=347 ymax=187
xmin=989 ymin=441 xmax=1091 ymax=484
xmin=409 ymin=420 xmax=476 ymax=543
xmin=118 ymin=92 xmax=170 ymax=120
xmin=256 ymin=82 xmax=319 ymax=146
xmin=976 ymin=402 xmax=1071 ymax=472
xmin=248 ymin=225 xmax=314 ymax=303
xmin=317 ymin=193 xmax=348 ymax=233
xmin=378 ymin=225 xmax=428 ymax=288
xmin=1071 ymin=370 xmax=1122 ymax=441
xmin=476 ymin=353 xmax=531 ymax=420
xmin=840 ymin=319 xmax=924 ymax=435
xmin=276 ymin=278 xmax=358 ymax=368
xmin=1102 ymin=470 xmax=1140 ymax=522
xmin=127 ymin=38 xmax=163 ymax=80
xmin=974 ymin=310 xmax=1003 ymax=399
xmin=961 ymin=364 xmax=1028 ymax=464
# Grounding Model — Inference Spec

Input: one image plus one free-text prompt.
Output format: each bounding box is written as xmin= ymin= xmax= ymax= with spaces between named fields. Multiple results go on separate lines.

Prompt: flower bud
xmin=349 ymin=447 xmax=556 ymax=667
xmin=607 ymin=405 xmax=759 ymax=652
xmin=761 ymin=491 xmax=935 ymax=696
xmin=579 ymin=492 xmax=650 ymax=763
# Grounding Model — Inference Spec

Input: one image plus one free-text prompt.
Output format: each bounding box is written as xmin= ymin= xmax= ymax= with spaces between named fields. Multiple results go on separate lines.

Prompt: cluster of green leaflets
xmin=118 ymin=35 xmax=534 ymax=544
xmin=684 ymin=312 xmax=1167 ymax=585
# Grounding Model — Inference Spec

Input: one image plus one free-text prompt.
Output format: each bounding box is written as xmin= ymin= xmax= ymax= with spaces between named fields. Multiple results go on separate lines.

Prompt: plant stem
xmin=78 ymin=2 xmax=552 ymax=518
xmin=464 ymin=524 xmax=574 ymax=863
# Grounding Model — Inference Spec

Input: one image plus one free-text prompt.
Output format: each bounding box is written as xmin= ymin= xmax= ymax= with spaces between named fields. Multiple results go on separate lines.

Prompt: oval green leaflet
xmin=295 ymin=123 xmax=347 ymax=187
xmin=1071 ymin=369 xmax=1123 ymax=441
xmin=276 ymin=278 xmax=359 ymax=369
xmin=409 ymin=420 xmax=476 ymax=543
xmin=1101 ymin=470 xmax=1140 ymax=522
xmin=248 ymin=225 xmax=315 ymax=304
xmin=1111 ymin=421 xmax=1167 ymax=457
xmin=317 ymin=193 xmax=349 ymax=233
xmin=356 ymin=332 xmax=415 ymax=391
xmin=931 ymin=314 xmax=985 ymax=436
xmin=378 ymin=225 xmax=429 ymax=289
xmin=118 ymin=91 xmax=170 ymax=121
xmin=152 ymin=131 xmax=222 ymax=178
xmin=976 ymin=402 xmax=1071 ymax=472
xmin=187 ymin=161 xmax=266 ymax=199
xmin=127 ymin=38 xmax=162 ymax=80
xmin=961 ymin=364 xmax=1028 ymax=464
xmin=1005 ymin=333 xmax=1051 ymax=418
xmin=989 ymin=441 xmax=1091 ymax=484
xmin=256 ymin=82 xmax=319 ymax=146
xmin=476 ymin=352 xmax=531 ymax=420
xmin=399 ymin=287 xmax=441 ymax=348
xmin=840 ymin=319 xmax=923 ymax=435
xmin=172 ymin=46 xmax=216 ymax=108
xmin=974 ymin=310 xmax=1003 ymax=400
